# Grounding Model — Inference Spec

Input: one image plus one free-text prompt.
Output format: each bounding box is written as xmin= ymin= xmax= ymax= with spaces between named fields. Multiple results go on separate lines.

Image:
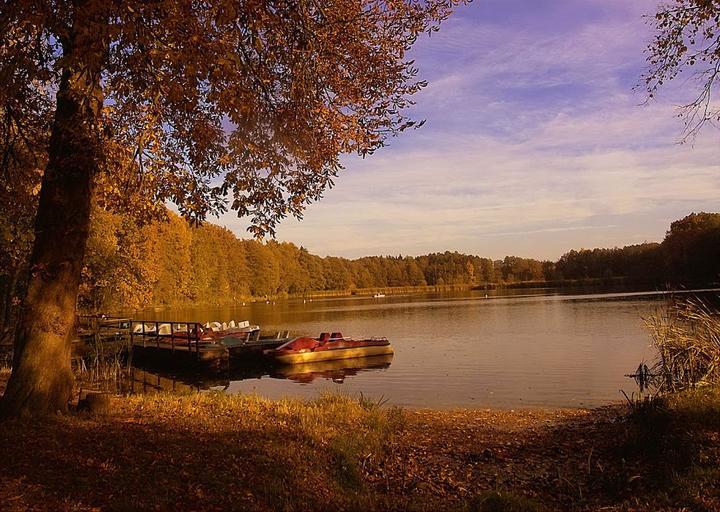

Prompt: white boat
xmin=203 ymin=320 xmax=259 ymax=333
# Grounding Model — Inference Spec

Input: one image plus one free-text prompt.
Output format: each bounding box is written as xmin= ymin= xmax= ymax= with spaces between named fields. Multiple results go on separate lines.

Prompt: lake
xmin=129 ymin=288 xmax=709 ymax=408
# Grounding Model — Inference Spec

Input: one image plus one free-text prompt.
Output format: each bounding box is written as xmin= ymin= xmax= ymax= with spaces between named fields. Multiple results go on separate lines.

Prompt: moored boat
xmin=130 ymin=319 xmax=292 ymax=366
xmin=204 ymin=320 xmax=260 ymax=335
xmin=132 ymin=319 xmax=260 ymax=341
xmin=265 ymin=332 xmax=393 ymax=364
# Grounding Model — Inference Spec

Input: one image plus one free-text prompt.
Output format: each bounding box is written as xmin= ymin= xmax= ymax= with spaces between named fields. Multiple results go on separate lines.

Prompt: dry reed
xmin=643 ymin=295 xmax=720 ymax=393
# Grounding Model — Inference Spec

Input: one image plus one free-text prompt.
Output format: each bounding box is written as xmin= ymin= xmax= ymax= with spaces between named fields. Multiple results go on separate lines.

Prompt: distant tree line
xmin=1 ymin=210 xmax=719 ymax=341
xmin=69 ymin=210 xmax=720 ymax=308
xmin=552 ymin=213 xmax=720 ymax=283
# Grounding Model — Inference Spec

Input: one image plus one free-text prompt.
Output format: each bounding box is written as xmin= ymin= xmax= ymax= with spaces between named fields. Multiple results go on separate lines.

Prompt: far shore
xmin=109 ymin=279 xmax=719 ymax=313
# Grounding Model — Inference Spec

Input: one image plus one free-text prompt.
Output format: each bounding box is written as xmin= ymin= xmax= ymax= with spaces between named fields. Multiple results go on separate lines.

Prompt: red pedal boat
xmin=265 ymin=332 xmax=393 ymax=364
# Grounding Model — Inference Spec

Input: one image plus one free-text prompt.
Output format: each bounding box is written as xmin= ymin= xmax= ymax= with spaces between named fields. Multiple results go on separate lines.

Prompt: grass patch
xmin=666 ymin=386 xmax=720 ymax=428
xmin=608 ymin=385 xmax=720 ymax=508
xmin=0 ymin=391 xmax=404 ymax=511
xmin=466 ymin=491 xmax=544 ymax=512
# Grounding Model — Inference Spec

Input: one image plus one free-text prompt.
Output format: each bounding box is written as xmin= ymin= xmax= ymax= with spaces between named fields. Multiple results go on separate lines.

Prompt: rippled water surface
xmin=131 ymin=288 xmax=707 ymax=408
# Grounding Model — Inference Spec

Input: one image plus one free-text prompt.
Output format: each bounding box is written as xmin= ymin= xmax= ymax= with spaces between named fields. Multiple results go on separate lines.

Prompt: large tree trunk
xmin=0 ymin=3 xmax=105 ymax=418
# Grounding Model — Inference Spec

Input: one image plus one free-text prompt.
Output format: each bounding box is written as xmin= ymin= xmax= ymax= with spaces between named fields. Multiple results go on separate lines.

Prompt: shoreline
xmin=1 ymin=375 xmax=719 ymax=511
xmin=0 ymin=370 xmax=628 ymax=414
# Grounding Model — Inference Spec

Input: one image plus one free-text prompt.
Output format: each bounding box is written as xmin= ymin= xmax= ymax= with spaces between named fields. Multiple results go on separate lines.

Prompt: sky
xmin=218 ymin=0 xmax=720 ymax=261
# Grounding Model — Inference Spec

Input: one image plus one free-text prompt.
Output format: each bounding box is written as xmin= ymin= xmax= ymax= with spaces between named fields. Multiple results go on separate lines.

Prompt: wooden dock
xmin=73 ymin=316 xmax=292 ymax=369
xmin=129 ymin=319 xmax=291 ymax=367
xmin=73 ymin=315 xmax=133 ymax=359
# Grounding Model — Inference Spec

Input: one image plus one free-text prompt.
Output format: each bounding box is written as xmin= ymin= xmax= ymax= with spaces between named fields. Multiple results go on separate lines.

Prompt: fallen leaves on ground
xmin=0 ymin=391 xmax=718 ymax=511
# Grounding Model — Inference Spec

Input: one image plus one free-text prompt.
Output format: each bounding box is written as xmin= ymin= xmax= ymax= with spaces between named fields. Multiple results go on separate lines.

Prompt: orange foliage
xmin=2 ymin=0 xmax=463 ymax=234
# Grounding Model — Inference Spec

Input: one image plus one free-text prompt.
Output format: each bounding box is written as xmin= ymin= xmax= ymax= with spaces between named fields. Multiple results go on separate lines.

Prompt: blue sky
xmin=220 ymin=0 xmax=719 ymax=260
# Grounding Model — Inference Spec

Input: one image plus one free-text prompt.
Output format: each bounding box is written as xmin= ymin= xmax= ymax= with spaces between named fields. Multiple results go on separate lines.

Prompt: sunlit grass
xmin=666 ymin=385 xmax=720 ymax=428
xmin=1 ymin=390 xmax=406 ymax=511
xmin=118 ymin=391 xmax=405 ymax=498
xmin=119 ymin=391 xmax=404 ymax=462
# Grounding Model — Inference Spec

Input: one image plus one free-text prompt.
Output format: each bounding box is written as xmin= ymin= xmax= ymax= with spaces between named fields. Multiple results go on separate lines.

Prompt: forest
xmin=2 ymin=208 xmax=719 ymax=341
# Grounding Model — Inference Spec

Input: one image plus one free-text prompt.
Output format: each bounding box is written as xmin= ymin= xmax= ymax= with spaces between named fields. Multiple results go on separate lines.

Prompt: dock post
xmin=127 ymin=319 xmax=134 ymax=370
xmin=192 ymin=323 xmax=199 ymax=360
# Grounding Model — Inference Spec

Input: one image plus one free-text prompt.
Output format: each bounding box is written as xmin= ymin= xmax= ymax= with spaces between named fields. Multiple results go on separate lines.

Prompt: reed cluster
xmin=644 ymin=295 xmax=720 ymax=393
xmin=72 ymin=333 xmax=129 ymax=391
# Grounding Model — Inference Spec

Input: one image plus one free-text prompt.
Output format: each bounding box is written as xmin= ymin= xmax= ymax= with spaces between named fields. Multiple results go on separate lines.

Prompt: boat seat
xmin=228 ymin=320 xmax=236 ymax=328
xmin=330 ymin=332 xmax=343 ymax=341
xmin=319 ymin=332 xmax=330 ymax=342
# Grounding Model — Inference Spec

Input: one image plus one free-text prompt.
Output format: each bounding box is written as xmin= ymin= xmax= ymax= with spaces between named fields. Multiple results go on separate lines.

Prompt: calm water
xmin=129 ymin=288 xmax=712 ymax=408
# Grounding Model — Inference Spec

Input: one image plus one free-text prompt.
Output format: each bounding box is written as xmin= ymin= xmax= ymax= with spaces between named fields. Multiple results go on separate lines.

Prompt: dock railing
xmin=76 ymin=315 xmax=133 ymax=340
xmin=75 ymin=315 xmax=133 ymax=356
xmin=130 ymin=320 xmax=205 ymax=358
xmin=74 ymin=315 xmax=134 ymax=380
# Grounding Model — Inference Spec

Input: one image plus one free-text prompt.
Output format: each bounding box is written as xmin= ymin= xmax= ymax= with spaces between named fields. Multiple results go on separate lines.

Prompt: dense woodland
xmin=2 ymin=209 xmax=719 ymax=342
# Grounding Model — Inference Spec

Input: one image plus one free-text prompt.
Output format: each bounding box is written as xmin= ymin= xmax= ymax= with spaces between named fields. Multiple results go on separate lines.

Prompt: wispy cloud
xmin=218 ymin=0 xmax=719 ymax=260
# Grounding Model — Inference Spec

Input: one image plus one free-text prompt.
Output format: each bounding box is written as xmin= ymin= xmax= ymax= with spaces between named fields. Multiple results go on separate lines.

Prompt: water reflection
xmin=126 ymin=288 xmax=720 ymax=408
xmin=270 ymin=354 xmax=393 ymax=384
xmin=126 ymin=354 xmax=394 ymax=394
xmin=126 ymin=366 xmax=228 ymax=394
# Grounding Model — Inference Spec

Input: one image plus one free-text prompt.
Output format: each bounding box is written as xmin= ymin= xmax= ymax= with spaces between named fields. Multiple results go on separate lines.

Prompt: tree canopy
xmin=2 ymin=0 xmax=458 ymax=233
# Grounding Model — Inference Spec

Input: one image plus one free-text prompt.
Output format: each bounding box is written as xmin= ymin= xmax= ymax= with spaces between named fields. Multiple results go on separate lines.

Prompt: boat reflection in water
xmin=125 ymin=366 xmax=229 ymax=394
xmin=270 ymin=354 xmax=394 ymax=384
xmin=125 ymin=353 xmax=394 ymax=395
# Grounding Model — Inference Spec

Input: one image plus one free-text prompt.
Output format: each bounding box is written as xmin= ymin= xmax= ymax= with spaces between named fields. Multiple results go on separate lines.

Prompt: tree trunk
xmin=0 ymin=3 xmax=106 ymax=418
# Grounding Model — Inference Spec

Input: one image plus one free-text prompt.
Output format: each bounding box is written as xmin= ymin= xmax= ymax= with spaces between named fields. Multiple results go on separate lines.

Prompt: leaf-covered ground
xmin=0 ymin=388 xmax=718 ymax=511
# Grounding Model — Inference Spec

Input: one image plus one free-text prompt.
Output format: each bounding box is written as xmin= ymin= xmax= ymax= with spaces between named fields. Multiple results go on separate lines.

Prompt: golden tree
xmin=0 ymin=0 xmax=460 ymax=417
